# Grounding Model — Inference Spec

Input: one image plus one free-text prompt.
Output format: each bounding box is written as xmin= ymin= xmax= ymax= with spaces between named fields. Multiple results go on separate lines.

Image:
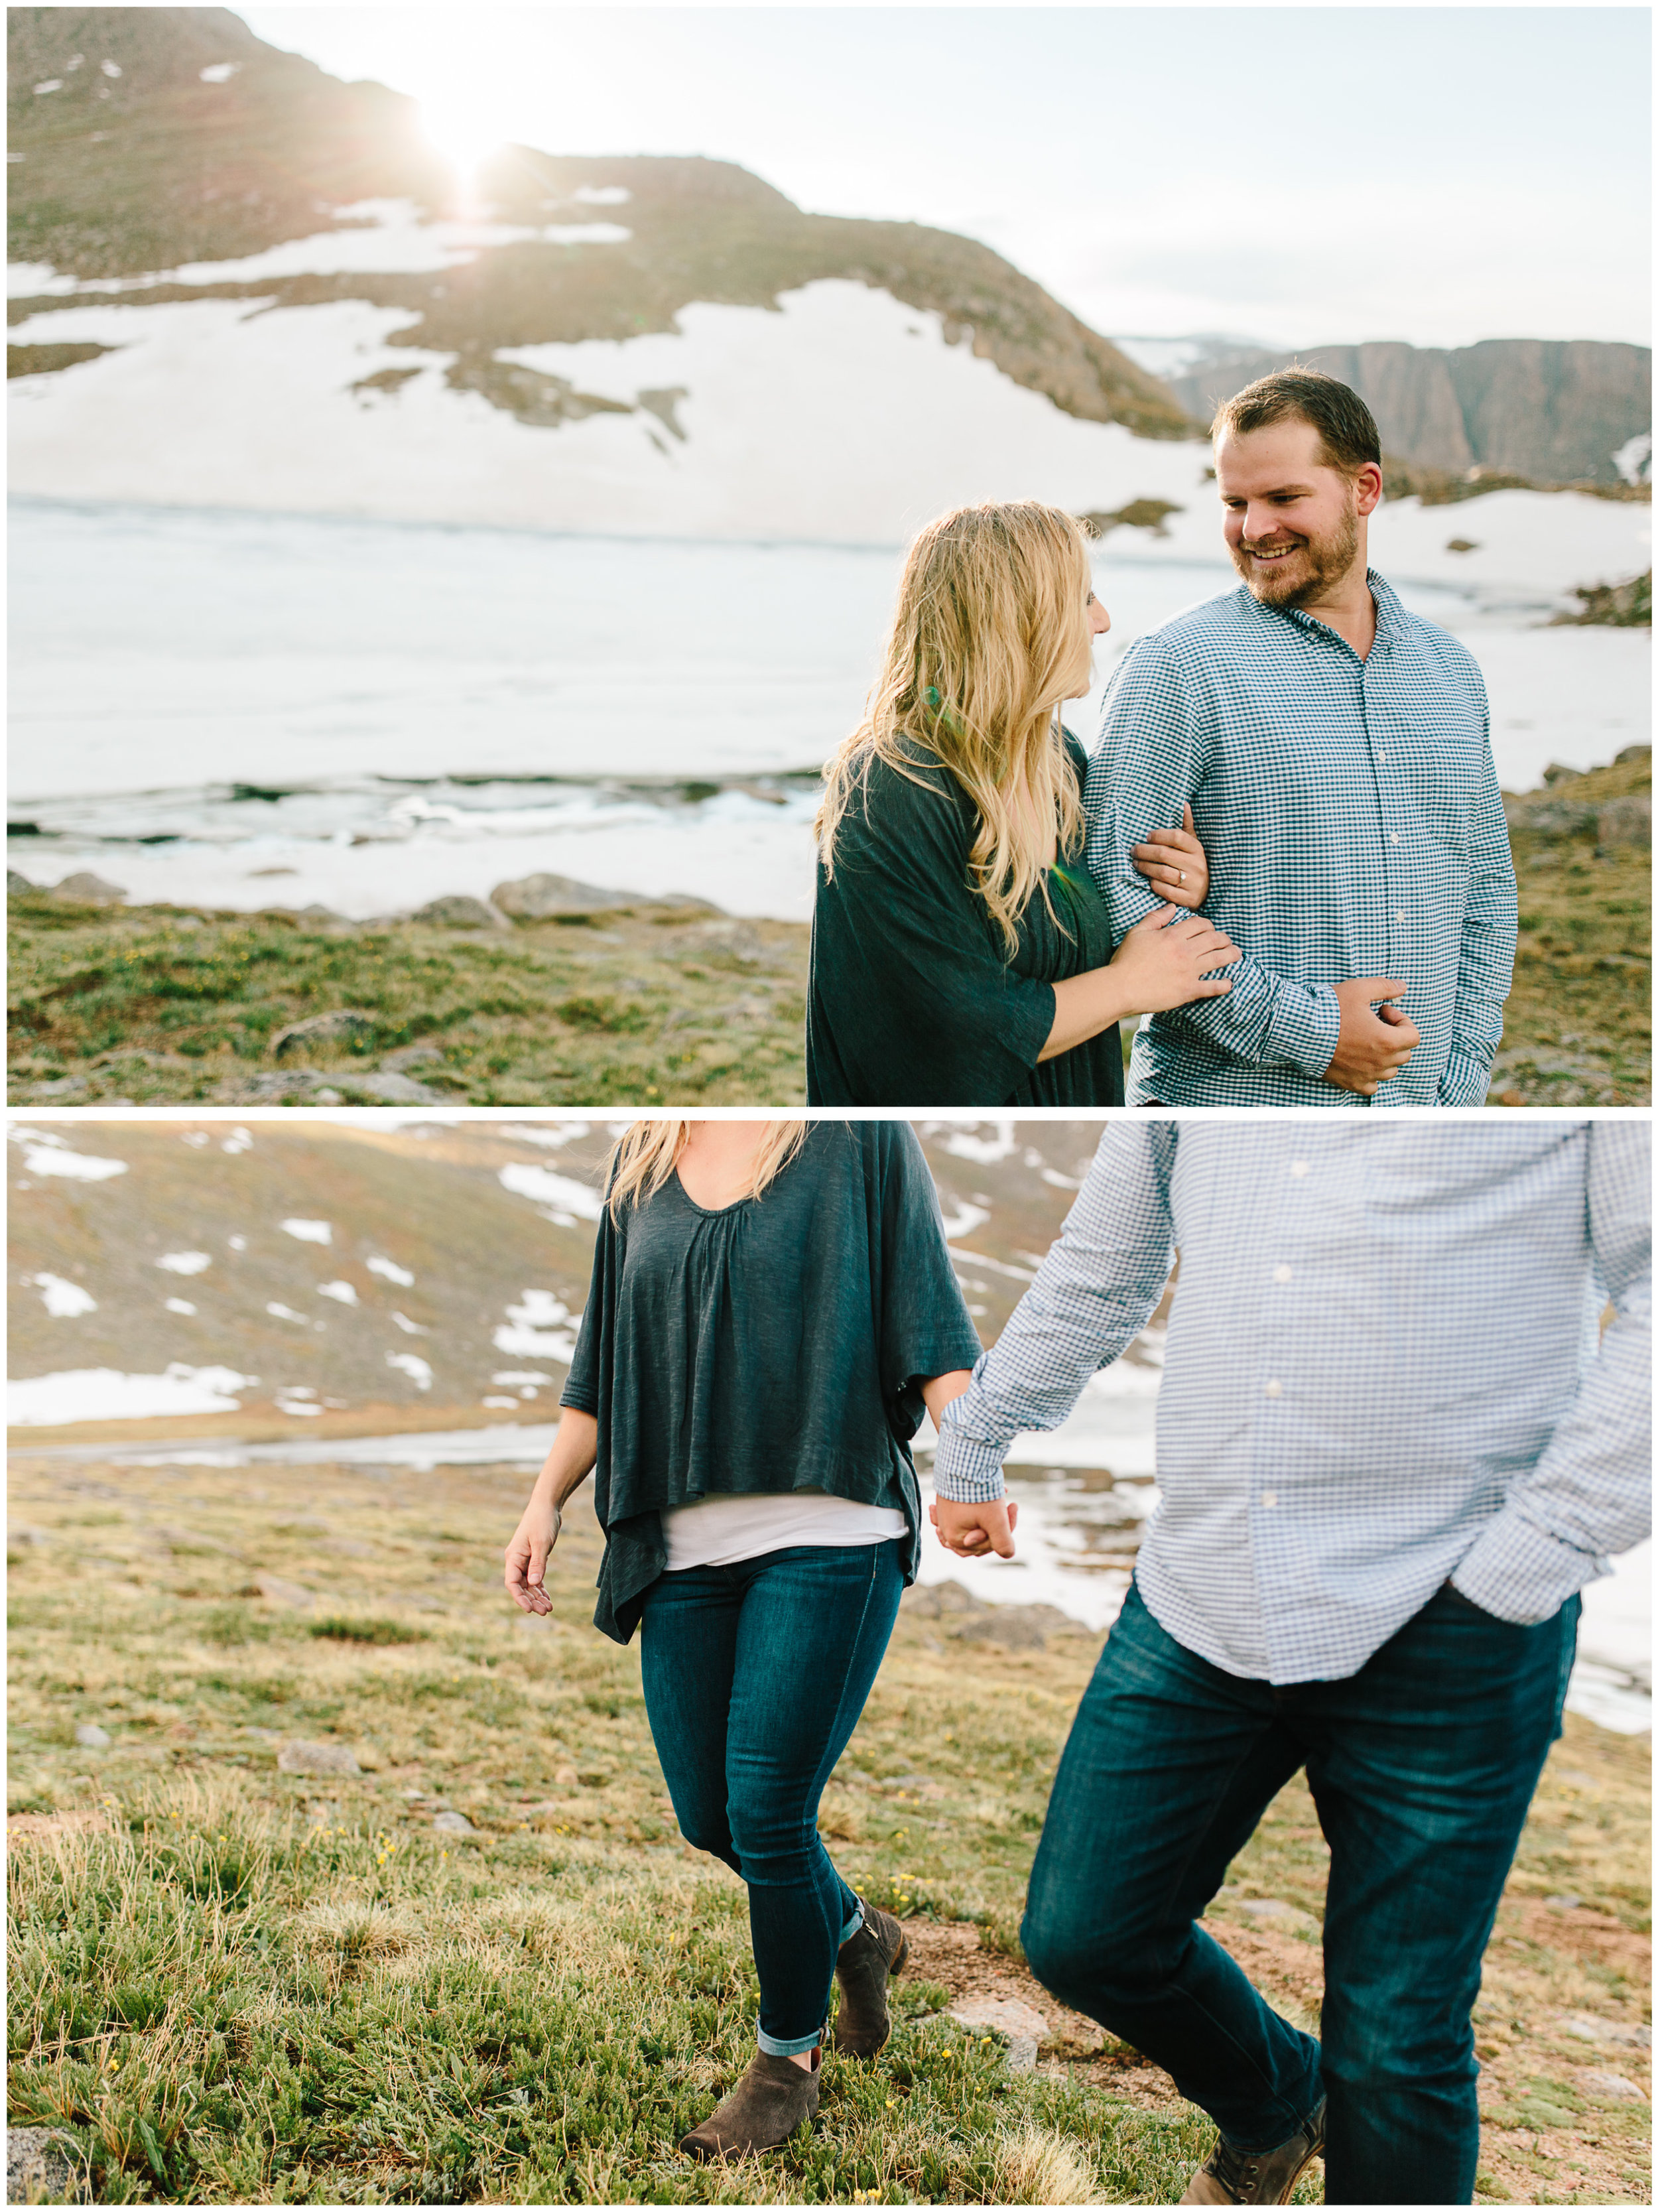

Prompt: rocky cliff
xmin=1161 ymin=336 xmax=1651 ymax=488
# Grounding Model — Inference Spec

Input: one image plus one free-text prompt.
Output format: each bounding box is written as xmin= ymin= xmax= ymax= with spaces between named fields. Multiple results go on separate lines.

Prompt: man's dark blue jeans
xmin=638 ymin=1539 xmax=904 ymax=2055
xmin=1021 ymin=1577 xmax=1580 ymax=2205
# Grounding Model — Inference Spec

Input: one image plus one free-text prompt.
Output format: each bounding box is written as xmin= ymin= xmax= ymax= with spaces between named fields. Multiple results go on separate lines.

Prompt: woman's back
xmin=807 ymin=732 xmax=1124 ymax=1107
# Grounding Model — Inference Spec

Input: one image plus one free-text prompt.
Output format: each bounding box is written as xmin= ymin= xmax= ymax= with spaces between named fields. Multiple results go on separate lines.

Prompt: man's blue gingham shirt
xmin=1084 ymin=573 xmax=1518 ymax=1108
xmin=935 ymin=1122 xmax=1651 ymax=1684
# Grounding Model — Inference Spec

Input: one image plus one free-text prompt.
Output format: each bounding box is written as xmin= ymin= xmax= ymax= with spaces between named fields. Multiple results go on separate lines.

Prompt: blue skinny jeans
xmin=1021 ymin=1577 xmax=1579 ymax=2204
xmin=638 ymin=1538 xmax=905 ymax=2054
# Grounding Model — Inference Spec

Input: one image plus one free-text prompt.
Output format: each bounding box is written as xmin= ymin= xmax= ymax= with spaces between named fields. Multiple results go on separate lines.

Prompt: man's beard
xmin=1230 ymin=497 xmax=1361 ymax=610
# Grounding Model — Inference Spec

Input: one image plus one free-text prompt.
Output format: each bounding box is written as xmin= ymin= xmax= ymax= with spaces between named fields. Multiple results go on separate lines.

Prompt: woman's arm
xmin=503 ymin=1407 xmax=599 ymax=1614
xmin=1039 ymin=905 xmax=1241 ymax=1061
xmin=921 ymin=1370 xmax=974 ymax=1427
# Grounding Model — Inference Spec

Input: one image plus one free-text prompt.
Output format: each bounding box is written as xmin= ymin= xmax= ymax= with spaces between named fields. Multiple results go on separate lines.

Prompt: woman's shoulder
xmin=828 ymin=737 xmax=972 ymax=856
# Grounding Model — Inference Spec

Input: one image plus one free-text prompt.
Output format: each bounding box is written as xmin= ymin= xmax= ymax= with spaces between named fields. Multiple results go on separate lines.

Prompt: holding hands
xmin=930 ymin=1494 xmax=1019 ymax=1559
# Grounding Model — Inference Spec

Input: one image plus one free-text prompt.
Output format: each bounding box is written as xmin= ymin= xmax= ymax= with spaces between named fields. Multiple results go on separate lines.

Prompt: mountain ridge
xmin=7 ymin=7 xmax=1192 ymax=443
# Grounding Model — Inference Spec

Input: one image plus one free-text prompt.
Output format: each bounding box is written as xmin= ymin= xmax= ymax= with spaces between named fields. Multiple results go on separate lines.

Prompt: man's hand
xmin=930 ymin=1496 xmax=1019 ymax=1559
xmin=1323 ymin=978 xmax=1421 ymax=1096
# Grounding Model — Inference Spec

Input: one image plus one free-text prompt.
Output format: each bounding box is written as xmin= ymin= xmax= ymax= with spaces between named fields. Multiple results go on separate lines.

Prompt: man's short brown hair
xmin=1210 ymin=368 xmax=1381 ymax=476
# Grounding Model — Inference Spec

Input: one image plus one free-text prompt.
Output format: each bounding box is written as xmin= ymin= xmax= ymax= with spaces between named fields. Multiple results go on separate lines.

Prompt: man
xmin=932 ymin=1122 xmax=1649 ymax=2205
xmin=1086 ymin=370 xmax=1517 ymax=1106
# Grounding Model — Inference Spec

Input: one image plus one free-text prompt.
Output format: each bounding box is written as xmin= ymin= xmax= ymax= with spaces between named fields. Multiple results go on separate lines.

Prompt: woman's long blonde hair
xmin=816 ymin=501 xmax=1094 ymax=954
xmin=606 ymin=1120 xmax=810 ymax=1220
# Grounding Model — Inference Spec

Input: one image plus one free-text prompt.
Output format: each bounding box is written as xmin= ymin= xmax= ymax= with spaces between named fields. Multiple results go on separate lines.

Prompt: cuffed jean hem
xmin=757 ymin=2024 xmax=823 ymax=2057
xmin=840 ymin=1899 xmax=865 ymax=1945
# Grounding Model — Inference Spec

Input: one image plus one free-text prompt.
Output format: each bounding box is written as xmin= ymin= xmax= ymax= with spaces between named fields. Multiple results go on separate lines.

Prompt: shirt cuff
xmin=1263 ymin=981 xmax=1342 ymax=1080
xmin=1450 ymin=1511 xmax=1610 ymax=1626
xmin=931 ymin=1431 xmax=1008 ymax=1503
xmin=1439 ymin=1046 xmax=1492 ymax=1108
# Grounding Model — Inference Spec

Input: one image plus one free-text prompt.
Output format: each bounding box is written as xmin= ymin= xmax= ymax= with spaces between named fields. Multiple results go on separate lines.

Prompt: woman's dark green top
xmin=561 ymin=1122 xmax=984 ymax=1646
xmin=806 ymin=730 xmax=1125 ymax=1107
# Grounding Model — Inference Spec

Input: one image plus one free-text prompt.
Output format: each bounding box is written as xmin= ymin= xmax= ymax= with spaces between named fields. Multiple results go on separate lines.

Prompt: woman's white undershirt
xmin=662 ymin=1489 xmax=908 ymax=1572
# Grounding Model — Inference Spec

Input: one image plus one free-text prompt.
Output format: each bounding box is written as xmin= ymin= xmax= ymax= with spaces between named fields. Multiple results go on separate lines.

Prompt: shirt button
xmin=1377 ymin=751 xmax=1386 ymax=762
xmin=1273 ymin=1265 xmax=1292 ymax=1283
xmin=1264 ymin=1379 xmax=1283 ymax=1398
xmin=1390 ymin=832 xmax=1401 ymax=846
xmin=1396 ymin=910 xmax=1407 ymax=925
xmin=1261 ymin=1490 xmax=1279 ymax=1508
xmin=1290 ymin=1160 xmax=1310 ymax=1178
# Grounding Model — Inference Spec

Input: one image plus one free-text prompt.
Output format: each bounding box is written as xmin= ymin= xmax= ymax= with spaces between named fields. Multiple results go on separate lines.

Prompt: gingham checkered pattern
xmin=1084 ymin=572 xmax=1518 ymax=1108
xmin=934 ymin=1122 xmax=1651 ymax=1684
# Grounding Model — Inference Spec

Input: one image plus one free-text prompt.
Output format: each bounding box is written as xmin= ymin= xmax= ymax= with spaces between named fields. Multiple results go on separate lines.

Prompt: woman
xmin=503 ymin=1118 xmax=982 ymax=2160
xmin=808 ymin=501 xmax=1237 ymax=1106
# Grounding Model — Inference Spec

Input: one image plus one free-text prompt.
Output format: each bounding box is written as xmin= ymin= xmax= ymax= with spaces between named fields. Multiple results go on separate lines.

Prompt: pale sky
xmin=239 ymin=3 xmax=1652 ymax=351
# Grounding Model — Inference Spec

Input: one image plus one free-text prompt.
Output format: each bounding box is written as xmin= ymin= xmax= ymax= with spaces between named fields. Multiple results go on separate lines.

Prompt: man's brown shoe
xmin=1179 ymin=2097 xmax=1326 ymax=2204
xmin=831 ymin=1903 xmax=909 ymax=2055
xmin=678 ymin=2047 xmax=820 ymax=2160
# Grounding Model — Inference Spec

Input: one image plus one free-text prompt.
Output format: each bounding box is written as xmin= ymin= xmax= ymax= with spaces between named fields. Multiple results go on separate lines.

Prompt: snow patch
xmin=180 ymin=1130 xmax=210 ymax=1147
xmin=497 ymin=1161 xmax=604 ymax=1222
xmin=366 ymin=1254 xmax=414 ymax=1286
xmin=155 ymin=1250 xmax=212 ymax=1275
xmin=164 ymin=1297 xmax=197 ymax=1316
xmin=222 ymin=1128 xmax=253 ymax=1154
xmin=317 ymin=1280 xmax=359 ymax=1305
xmin=936 ymin=1199 xmax=991 ymax=1240
xmin=228 ymin=1235 xmax=249 ymax=1252
xmin=385 ymin=1351 xmax=434 ymax=1390
xmin=24 ymin=1272 xmax=97 ymax=1317
xmin=266 ymin=1301 xmax=308 ymax=1323
xmin=9 ymin=1363 xmax=257 ymax=1425
xmin=280 ymin=1218 xmax=332 ymax=1244
xmin=935 ymin=1121 xmax=1021 ymax=1165
xmin=493 ymin=1289 xmax=578 ymax=1362
xmin=9 ymin=1128 xmax=129 ymax=1181
xmin=492 ymin=1370 xmax=554 ymax=1386
xmin=199 ymin=63 xmax=239 ymax=83
xmin=389 ymin=1311 xmax=428 ymax=1335
xmin=500 ymin=1123 xmax=590 ymax=1149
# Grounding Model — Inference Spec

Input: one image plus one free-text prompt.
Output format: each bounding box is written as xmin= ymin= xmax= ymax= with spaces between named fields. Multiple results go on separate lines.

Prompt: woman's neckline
xmin=670 ymin=1167 xmax=760 ymax=1218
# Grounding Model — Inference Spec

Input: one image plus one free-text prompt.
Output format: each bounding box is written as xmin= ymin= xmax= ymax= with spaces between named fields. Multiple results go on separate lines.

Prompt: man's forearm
xmin=1452 ymin=1126 xmax=1651 ymax=1619
xmin=934 ymin=1125 xmax=1177 ymax=1500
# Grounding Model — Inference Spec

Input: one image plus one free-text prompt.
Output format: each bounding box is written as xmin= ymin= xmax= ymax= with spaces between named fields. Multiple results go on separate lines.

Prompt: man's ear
xmin=1355 ymin=462 xmax=1384 ymax=517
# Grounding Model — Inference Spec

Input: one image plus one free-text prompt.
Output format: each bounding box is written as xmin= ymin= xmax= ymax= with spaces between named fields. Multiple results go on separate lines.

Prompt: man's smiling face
xmin=1216 ymin=417 xmax=1375 ymax=609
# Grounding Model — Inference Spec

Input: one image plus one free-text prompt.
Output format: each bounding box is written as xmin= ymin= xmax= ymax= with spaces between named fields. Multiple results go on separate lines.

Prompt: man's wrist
xmin=931 ymin=1437 xmax=1008 ymax=1504
xmin=1269 ymin=982 xmax=1342 ymax=1080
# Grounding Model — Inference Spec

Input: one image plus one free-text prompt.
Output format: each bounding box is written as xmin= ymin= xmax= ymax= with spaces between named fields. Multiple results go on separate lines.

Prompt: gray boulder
xmin=1598 ymin=795 xmax=1651 ymax=851
xmin=270 ymin=1010 xmax=377 ymax=1061
xmin=7 ymin=2126 xmax=88 ymax=2203
xmin=50 ymin=872 xmax=127 ymax=905
xmin=9 ymin=869 xmax=36 ymax=894
xmin=412 ymin=894 xmax=508 ymax=929
xmin=72 ymin=1723 xmax=111 ymax=1750
xmin=491 ymin=871 xmax=640 ymax=919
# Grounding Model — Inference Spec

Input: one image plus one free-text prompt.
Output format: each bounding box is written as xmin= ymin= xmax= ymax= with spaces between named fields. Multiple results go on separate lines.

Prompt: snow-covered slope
xmin=11 ymin=261 xmax=1651 ymax=590
xmin=10 ymin=273 xmax=1216 ymax=543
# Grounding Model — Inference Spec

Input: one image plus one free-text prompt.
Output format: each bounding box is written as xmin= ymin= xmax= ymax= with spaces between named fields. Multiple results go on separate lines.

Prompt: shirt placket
xmin=1250 ymin=1146 xmax=1313 ymax=1675
xmin=1360 ymin=623 xmax=1409 ymax=1108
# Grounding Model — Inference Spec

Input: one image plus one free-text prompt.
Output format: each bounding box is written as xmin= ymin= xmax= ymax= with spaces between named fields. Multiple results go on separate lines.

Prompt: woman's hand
xmin=930 ymin=1496 xmax=1019 ymax=1559
xmin=1110 ymin=904 xmax=1240 ymax=1014
xmin=503 ymin=1406 xmax=598 ymax=1614
xmin=1131 ymin=805 xmax=1208 ymax=909
xmin=505 ymin=1495 xmax=563 ymax=1614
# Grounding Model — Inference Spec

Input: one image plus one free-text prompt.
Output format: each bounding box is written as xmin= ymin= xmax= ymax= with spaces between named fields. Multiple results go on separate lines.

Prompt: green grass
xmin=1495 ymin=751 xmax=1652 ymax=1106
xmin=6 ymin=902 xmax=808 ymax=1106
xmin=11 ymin=755 xmax=1649 ymax=1105
xmin=7 ymin=1455 xmax=1650 ymax=2203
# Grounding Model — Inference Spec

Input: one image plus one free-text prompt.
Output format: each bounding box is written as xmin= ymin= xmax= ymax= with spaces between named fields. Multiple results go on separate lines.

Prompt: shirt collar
xmin=1246 ymin=567 xmax=1401 ymax=657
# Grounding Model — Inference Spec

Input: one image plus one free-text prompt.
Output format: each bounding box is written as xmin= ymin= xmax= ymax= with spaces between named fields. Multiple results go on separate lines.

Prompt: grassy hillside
xmin=7 ymin=1451 xmax=1650 ymax=2205
xmin=8 ymin=1118 xmax=1107 ymax=1435
xmin=1493 ymin=748 xmax=1652 ymax=1106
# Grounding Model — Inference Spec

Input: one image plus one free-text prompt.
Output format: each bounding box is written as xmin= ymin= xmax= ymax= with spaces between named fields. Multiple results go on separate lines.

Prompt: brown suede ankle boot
xmin=831 ymin=1903 xmax=909 ymax=2055
xmin=678 ymin=2046 xmax=820 ymax=2160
